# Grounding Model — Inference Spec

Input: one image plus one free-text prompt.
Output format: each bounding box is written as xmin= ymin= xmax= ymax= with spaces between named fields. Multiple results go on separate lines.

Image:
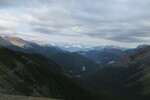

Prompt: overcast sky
xmin=0 ymin=0 xmax=150 ymax=47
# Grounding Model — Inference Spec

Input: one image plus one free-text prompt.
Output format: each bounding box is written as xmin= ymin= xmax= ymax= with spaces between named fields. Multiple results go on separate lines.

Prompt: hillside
xmin=83 ymin=46 xmax=150 ymax=100
xmin=0 ymin=48 xmax=114 ymax=100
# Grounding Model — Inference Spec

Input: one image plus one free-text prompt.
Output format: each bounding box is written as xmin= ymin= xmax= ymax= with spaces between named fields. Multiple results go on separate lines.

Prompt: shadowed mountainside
xmin=0 ymin=48 xmax=114 ymax=100
xmin=83 ymin=46 xmax=150 ymax=100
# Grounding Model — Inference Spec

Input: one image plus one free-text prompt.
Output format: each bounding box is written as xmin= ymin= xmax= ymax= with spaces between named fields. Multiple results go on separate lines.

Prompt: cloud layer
xmin=0 ymin=0 xmax=150 ymax=47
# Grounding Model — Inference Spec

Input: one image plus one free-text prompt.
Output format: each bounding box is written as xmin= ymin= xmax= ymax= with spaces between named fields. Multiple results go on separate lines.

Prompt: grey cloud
xmin=84 ymin=28 xmax=150 ymax=43
xmin=32 ymin=25 xmax=60 ymax=34
xmin=0 ymin=0 xmax=53 ymax=7
xmin=0 ymin=0 xmax=150 ymax=46
xmin=0 ymin=26 xmax=8 ymax=30
xmin=108 ymin=36 xmax=142 ymax=43
xmin=107 ymin=31 xmax=150 ymax=43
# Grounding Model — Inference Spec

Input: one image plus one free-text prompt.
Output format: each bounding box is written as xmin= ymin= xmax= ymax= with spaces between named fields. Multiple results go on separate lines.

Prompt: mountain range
xmin=53 ymin=43 xmax=128 ymax=52
xmin=0 ymin=36 xmax=99 ymax=76
xmin=0 ymin=35 xmax=149 ymax=100
xmin=1 ymin=36 xmax=149 ymax=76
xmin=3 ymin=36 xmax=131 ymax=74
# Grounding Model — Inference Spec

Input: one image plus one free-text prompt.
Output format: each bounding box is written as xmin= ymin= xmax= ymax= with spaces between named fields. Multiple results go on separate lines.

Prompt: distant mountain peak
xmin=136 ymin=44 xmax=150 ymax=49
xmin=4 ymin=37 xmax=33 ymax=48
xmin=30 ymin=40 xmax=52 ymax=47
xmin=0 ymin=36 xmax=11 ymax=46
xmin=90 ymin=45 xmax=127 ymax=51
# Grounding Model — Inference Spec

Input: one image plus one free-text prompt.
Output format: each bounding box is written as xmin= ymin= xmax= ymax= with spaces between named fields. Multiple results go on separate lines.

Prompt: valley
xmin=0 ymin=36 xmax=149 ymax=100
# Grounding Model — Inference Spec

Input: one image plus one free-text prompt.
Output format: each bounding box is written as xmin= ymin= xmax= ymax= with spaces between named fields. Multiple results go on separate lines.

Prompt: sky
xmin=0 ymin=0 xmax=150 ymax=47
